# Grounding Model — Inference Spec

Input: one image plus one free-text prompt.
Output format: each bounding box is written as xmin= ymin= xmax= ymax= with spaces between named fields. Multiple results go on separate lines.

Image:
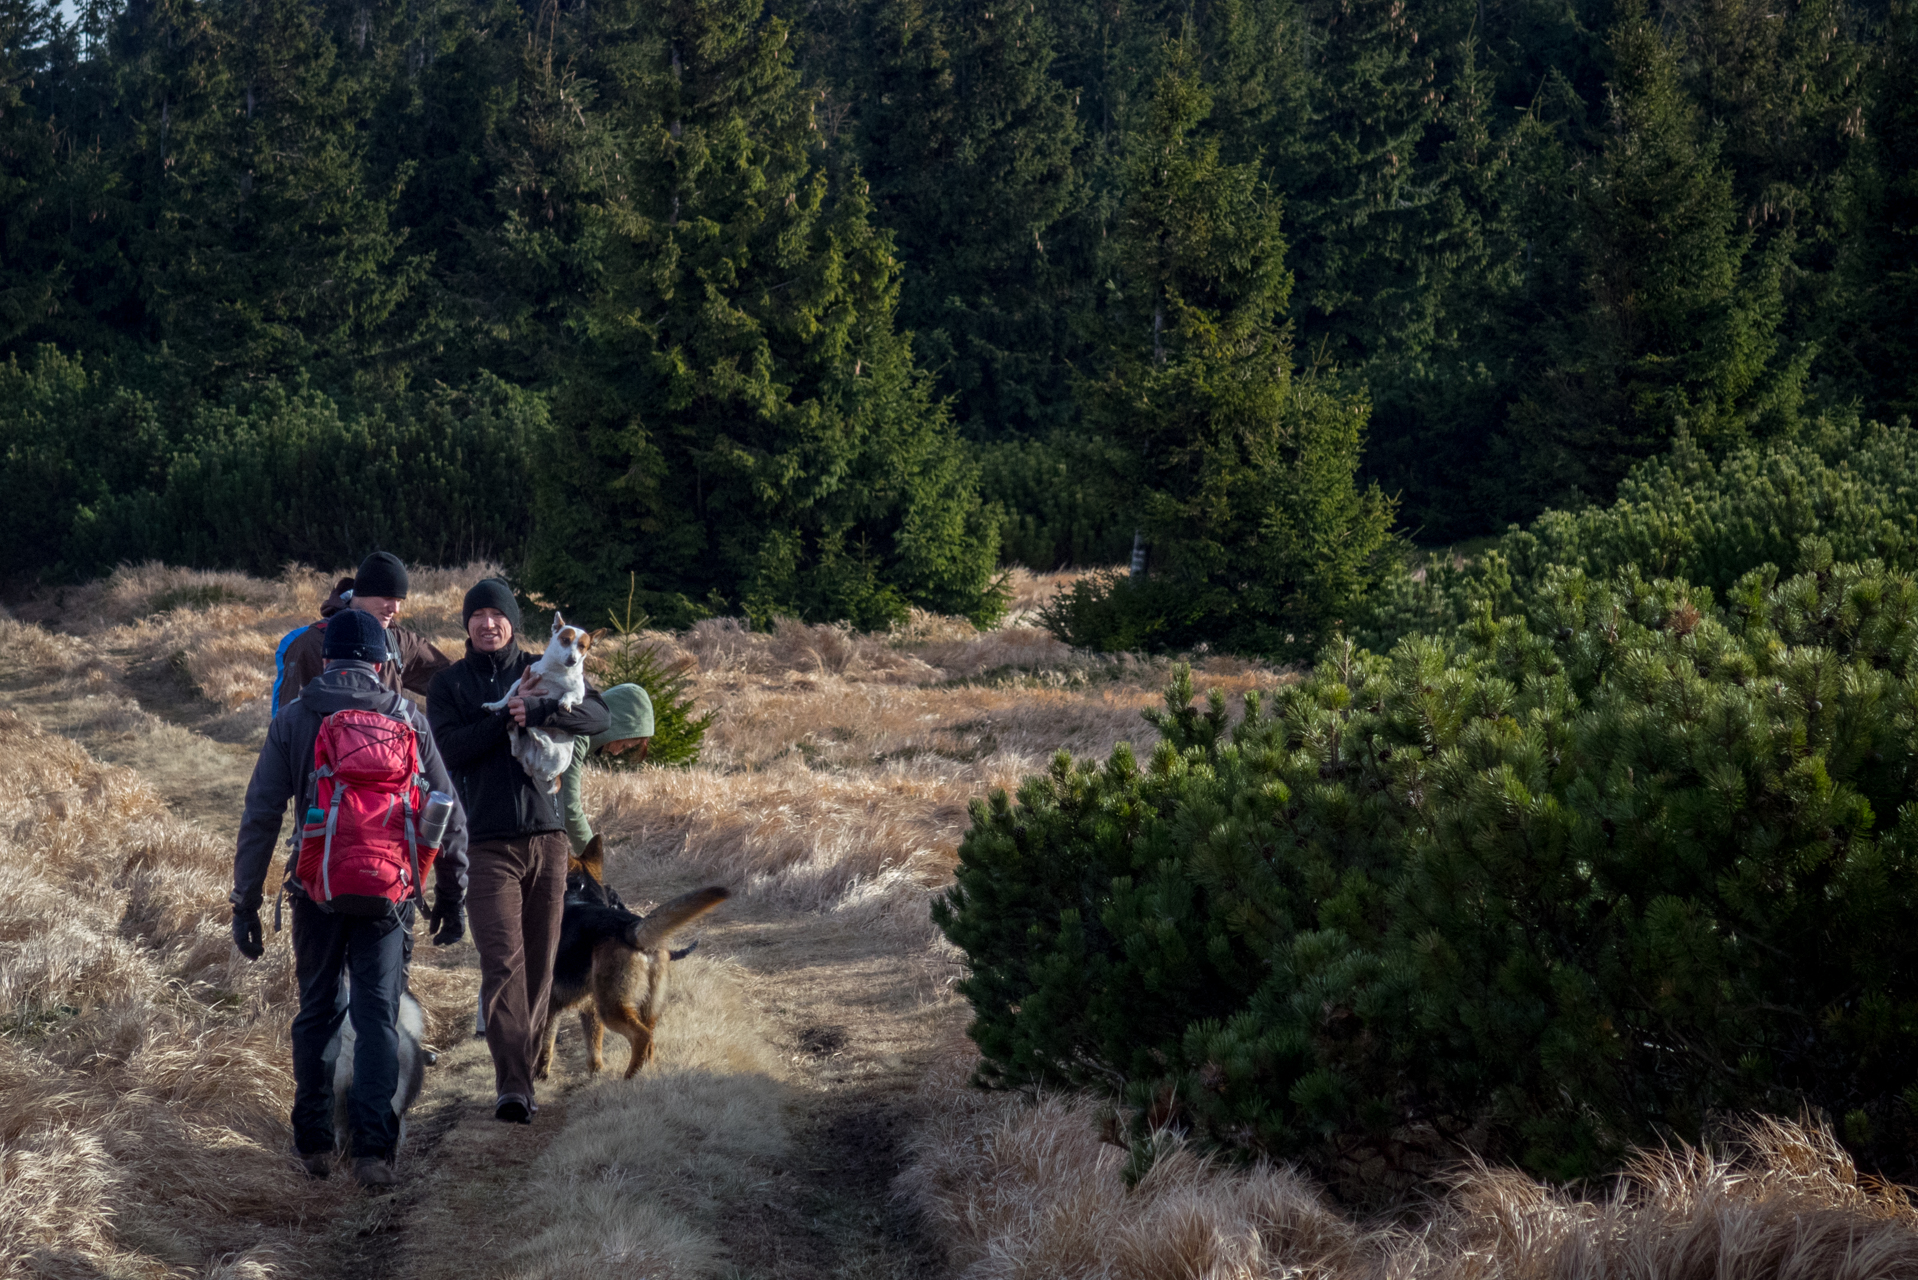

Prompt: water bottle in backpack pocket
xmin=296 ymin=708 xmax=441 ymax=916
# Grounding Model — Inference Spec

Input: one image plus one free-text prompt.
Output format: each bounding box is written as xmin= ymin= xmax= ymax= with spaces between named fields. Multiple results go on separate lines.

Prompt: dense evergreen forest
xmin=1 ymin=0 xmax=1914 ymax=631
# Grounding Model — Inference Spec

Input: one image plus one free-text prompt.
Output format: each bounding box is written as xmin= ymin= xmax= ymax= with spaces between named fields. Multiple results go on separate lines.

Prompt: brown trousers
xmin=467 ymin=832 xmax=569 ymax=1101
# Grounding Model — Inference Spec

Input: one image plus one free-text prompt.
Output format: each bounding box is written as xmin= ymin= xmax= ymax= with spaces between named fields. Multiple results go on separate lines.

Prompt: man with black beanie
xmin=428 ymin=577 xmax=608 ymax=1124
xmin=274 ymin=551 xmax=452 ymax=714
xmin=231 ymin=607 xmax=469 ymax=1189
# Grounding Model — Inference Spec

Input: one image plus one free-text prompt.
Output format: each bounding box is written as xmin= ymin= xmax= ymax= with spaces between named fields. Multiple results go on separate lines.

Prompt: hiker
xmin=428 ymin=579 xmax=609 ymax=1124
xmin=562 ymin=682 xmax=654 ymax=855
xmin=230 ymin=607 xmax=469 ymax=1189
xmin=273 ymin=551 xmax=452 ymax=714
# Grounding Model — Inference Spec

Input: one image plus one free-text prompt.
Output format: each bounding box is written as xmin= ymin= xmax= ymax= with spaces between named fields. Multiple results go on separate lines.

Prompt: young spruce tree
xmin=1054 ymin=49 xmax=1394 ymax=657
xmin=520 ymin=0 xmax=1002 ymax=628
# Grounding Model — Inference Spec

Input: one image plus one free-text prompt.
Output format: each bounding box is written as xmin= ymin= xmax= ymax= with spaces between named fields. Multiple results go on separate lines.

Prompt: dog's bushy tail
xmin=625 ymin=887 xmax=729 ymax=952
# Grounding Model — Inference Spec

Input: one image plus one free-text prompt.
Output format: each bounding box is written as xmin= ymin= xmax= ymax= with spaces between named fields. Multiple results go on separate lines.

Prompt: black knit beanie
xmin=461 ymin=578 xmax=522 ymax=635
xmin=323 ymin=606 xmax=389 ymax=663
xmin=353 ymin=551 xmax=409 ymax=600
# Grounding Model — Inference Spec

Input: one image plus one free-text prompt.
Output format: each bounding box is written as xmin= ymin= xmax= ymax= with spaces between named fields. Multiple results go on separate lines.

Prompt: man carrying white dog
xmin=429 ymin=579 xmax=608 ymax=1125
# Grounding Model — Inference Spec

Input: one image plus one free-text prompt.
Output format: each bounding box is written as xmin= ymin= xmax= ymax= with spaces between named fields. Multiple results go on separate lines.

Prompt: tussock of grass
xmin=0 ymin=705 xmax=350 ymax=1275
xmin=1000 ymin=566 xmax=1093 ymax=626
xmin=896 ymin=1043 xmax=1375 ymax=1280
xmin=1396 ymin=1117 xmax=1918 ymax=1279
xmin=897 ymin=1039 xmax=1918 ymax=1280
xmin=503 ymin=957 xmax=790 ymax=1280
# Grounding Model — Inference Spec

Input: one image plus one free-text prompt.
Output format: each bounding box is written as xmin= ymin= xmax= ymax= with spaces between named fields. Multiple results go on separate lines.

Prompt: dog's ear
xmin=579 ymin=834 xmax=605 ymax=883
xmin=551 ymin=610 xmax=566 ymax=634
xmin=567 ymin=855 xmax=585 ymax=877
xmin=583 ymin=627 xmax=609 ymax=650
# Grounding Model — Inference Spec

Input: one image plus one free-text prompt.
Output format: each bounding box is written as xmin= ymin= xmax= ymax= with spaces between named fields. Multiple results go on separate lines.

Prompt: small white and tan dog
xmin=481 ymin=612 xmax=601 ymax=794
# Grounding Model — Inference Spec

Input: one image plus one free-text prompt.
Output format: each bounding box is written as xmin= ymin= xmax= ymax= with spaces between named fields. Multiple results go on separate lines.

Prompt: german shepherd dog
xmin=535 ymin=835 xmax=729 ymax=1080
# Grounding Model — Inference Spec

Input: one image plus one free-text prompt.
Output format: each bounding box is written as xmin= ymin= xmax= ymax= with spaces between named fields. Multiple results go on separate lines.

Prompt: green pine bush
xmin=1358 ymin=415 xmax=1918 ymax=653
xmin=0 ymin=347 xmax=546 ymax=580
xmin=976 ymin=434 xmax=1136 ymax=570
xmin=938 ymin=557 xmax=1918 ymax=1189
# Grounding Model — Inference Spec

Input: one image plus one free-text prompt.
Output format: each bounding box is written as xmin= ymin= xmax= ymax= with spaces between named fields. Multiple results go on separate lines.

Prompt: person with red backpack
xmin=230 ymin=608 xmax=469 ymax=1189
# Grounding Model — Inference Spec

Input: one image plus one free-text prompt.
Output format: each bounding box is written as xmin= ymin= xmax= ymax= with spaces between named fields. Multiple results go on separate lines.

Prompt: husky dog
xmin=324 ymin=983 xmax=429 ymax=1159
xmin=479 ymin=612 xmax=601 ymax=794
xmin=535 ymin=836 xmax=728 ymax=1080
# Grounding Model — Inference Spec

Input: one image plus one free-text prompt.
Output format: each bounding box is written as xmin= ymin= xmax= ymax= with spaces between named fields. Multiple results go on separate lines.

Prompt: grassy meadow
xmin=3 ymin=563 xmax=1916 ymax=1279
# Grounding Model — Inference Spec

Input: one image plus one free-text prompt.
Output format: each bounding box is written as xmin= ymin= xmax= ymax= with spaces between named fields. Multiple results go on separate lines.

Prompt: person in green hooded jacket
xmin=562 ymin=682 xmax=655 ymax=855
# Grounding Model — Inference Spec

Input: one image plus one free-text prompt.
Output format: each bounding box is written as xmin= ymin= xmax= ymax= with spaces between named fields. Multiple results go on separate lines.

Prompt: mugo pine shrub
xmin=1358 ymin=415 xmax=1918 ymax=651
xmin=936 ymin=561 xmax=1918 ymax=1187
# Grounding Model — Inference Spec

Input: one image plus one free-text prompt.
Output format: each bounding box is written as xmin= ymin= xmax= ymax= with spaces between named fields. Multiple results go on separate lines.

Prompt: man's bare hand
xmin=507 ymin=672 xmax=544 ymax=726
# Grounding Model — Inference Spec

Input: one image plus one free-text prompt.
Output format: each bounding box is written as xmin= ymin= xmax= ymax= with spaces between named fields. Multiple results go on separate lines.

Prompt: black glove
xmin=232 ymin=905 xmax=264 ymax=959
xmin=428 ymin=890 xmax=466 ymax=947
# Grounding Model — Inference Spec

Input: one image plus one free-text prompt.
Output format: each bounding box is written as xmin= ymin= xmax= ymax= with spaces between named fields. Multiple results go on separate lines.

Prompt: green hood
xmin=589 ymin=683 xmax=655 ymax=749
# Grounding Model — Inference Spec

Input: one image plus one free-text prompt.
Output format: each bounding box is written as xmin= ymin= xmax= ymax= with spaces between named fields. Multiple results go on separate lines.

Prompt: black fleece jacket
xmin=427 ymin=644 xmax=610 ymax=843
xmin=232 ymin=663 xmax=469 ymax=910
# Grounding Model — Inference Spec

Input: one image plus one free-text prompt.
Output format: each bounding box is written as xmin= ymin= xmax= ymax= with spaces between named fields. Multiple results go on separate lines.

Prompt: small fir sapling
xmin=587 ymin=575 xmax=713 ymax=768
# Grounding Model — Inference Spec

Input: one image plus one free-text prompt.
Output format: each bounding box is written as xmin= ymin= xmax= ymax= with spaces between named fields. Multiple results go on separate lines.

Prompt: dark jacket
xmin=427 ymin=645 xmax=611 ymax=843
xmin=277 ymin=578 xmax=452 ymax=709
xmin=232 ymin=663 xmax=469 ymax=909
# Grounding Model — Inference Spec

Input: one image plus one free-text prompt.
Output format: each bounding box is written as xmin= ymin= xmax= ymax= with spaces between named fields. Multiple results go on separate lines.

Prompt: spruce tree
xmin=0 ymin=0 xmax=62 ymax=350
xmin=851 ymin=0 xmax=1088 ymax=440
xmin=1825 ymin=0 xmax=1918 ymax=422
xmin=1275 ymin=0 xmax=1455 ymax=370
xmin=519 ymin=0 xmax=1002 ymax=628
xmin=112 ymin=0 xmax=418 ymax=388
xmin=1064 ymin=50 xmax=1394 ymax=656
xmin=1500 ymin=0 xmax=1805 ymax=512
xmin=1357 ymin=30 xmax=1529 ymax=541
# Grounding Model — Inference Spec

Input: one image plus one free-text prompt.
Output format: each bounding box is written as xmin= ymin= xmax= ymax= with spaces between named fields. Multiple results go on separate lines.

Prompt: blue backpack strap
xmin=271 ymin=621 xmax=322 ymax=717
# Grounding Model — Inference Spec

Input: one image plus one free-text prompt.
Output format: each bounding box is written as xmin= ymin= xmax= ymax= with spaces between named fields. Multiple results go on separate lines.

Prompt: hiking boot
xmin=292 ymin=1148 xmax=332 ymax=1179
xmin=495 ymin=1094 xmax=532 ymax=1124
xmin=352 ymin=1157 xmax=398 ymax=1190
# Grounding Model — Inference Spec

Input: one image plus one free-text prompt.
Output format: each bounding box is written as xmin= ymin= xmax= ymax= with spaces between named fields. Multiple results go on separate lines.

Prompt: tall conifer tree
xmin=1825 ymin=0 xmax=1918 ymax=421
xmin=521 ymin=0 xmax=1001 ymax=627
xmin=113 ymin=0 xmax=417 ymax=387
xmin=1500 ymin=0 xmax=1804 ymax=510
xmin=1070 ymin=50 xmax=1394 ymax=654
xmin=0 ymin=0 xmax=62 ymax=348
xmin=853 ymin=0 xmax=1088 ymax=439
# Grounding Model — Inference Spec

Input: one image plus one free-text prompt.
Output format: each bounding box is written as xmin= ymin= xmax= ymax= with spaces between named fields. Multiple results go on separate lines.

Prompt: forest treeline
xmin=1 ymin=0 xmax=1914 ymax=633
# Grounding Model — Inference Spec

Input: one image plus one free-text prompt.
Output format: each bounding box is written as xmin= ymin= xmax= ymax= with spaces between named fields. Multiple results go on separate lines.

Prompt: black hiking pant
xmin=289 ymin=896 xmax=413 ymax=1159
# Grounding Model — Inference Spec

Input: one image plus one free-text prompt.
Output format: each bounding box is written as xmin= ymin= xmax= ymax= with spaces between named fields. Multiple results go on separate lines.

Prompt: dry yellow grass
xmin=500 ymin=957 xmax=791 ymax=1280
xmin=897 ymin=1029 xmax=1918 ymax=1280
xmin=0 ymin=621 xmax=478 ymax=1278
xmin=896 ymin=1037 xmax=1377 ymax=1280
xmin=16 ymin=561 xmax=494 ymax=721
xmin=0 ymin=704 xmax=340 ymax=1277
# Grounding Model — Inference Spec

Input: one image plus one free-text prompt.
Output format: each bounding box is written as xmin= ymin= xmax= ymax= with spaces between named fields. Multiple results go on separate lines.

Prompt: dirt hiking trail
xmin=1 ymin=625 xmax=961 ymax=1280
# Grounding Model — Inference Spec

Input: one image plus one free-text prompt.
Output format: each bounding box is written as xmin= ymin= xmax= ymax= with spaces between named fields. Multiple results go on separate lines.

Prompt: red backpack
xmin=295 ymin=708 xmax=437 ymax=915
